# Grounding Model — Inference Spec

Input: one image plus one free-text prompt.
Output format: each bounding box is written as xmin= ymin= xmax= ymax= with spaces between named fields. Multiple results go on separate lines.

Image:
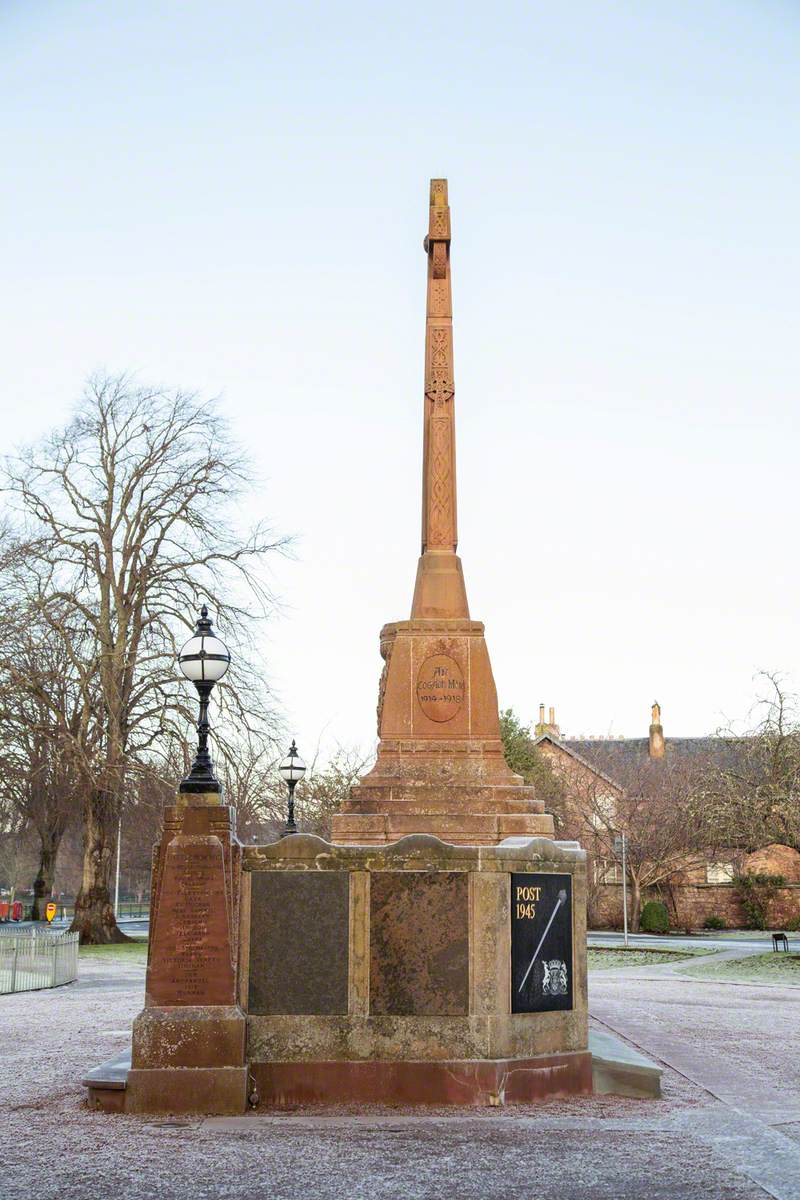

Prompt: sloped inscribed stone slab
xmin=248 ymin=872 xmax=350 ymax=1015
xmin=369 ymin=871 xmax=468 ymax=1015
xmin=147 ymin=836 xmax=236 ymax=1007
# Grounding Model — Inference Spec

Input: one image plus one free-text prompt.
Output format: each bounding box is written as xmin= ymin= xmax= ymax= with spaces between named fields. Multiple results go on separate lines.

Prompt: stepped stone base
xmin=333 ymin=809 xmax=554 ymax=846
xmin=126 ymin=1066 xmax=248 ymax=1115
xmin=332 ymin=614 xmax=554 ymax=847
xmin=251 ymin=1051 xmax=593 ymax=1107
xmin=83 ymin=1034 xmax=659 ymax=1111
xmin=126 ymin=1005 xmax=248 ymax=1114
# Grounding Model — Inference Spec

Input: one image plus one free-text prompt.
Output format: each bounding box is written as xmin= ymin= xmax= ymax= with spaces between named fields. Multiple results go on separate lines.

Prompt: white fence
xmin=0 ymin=928 xmax=80 ymax=995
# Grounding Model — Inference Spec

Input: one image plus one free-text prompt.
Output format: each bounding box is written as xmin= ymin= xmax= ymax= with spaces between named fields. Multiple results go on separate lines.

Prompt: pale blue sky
xmin=2 ymin=1 xmax=798 ymax=753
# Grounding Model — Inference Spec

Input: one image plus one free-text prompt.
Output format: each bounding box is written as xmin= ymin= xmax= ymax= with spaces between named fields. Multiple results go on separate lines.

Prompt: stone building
xmin=532 ymin=703 xmax=800 ymax=929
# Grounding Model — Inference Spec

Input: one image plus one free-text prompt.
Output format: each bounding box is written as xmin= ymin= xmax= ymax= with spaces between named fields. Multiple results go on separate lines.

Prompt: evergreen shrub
xmin=639 ymin=900 xmax=670 ymax=934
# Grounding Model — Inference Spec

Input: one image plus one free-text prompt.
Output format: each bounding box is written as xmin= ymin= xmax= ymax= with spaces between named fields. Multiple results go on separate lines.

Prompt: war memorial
xmin=84 ymin=181 xmax=651 ymax=1115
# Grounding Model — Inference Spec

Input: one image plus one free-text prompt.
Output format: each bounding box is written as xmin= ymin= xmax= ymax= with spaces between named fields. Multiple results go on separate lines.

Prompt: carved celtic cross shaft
xmin=422 ymin=179 xmax=457 ymax=554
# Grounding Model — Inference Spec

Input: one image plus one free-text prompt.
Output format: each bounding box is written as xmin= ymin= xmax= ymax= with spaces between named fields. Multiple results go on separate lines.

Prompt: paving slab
xmin=3 ymin=954 xmax=800 ymax=1198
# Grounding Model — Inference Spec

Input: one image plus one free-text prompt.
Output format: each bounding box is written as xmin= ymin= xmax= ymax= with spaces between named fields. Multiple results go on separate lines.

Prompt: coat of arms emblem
xmin=541 ymin=959 xmax=568 ymax=996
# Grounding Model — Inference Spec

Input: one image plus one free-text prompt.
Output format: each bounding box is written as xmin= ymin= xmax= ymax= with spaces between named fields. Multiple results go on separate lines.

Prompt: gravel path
xmin=1 ymin=955 xmax=799 ymax=1199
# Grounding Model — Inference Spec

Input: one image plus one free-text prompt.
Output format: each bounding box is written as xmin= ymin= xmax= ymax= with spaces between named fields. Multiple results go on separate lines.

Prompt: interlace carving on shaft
xmin=422 ymin=178 xmax=457 ymax=553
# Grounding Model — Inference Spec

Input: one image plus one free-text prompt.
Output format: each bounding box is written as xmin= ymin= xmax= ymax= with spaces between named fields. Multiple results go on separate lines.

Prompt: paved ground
xmin=1 ymin=951 xmax=799 ymax=1199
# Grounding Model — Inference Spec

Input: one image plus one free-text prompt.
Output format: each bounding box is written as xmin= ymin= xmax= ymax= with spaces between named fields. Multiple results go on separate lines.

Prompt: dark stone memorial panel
xmin=369 ymin=871 xmax=468 ymax=1016
xmin=249 ymin=872 xmax=350 ymax=1015
xmin=147 ymin=836 xmax=236 ymax=1007
xmin=511 ymin=872 xmax=573 ymax=1014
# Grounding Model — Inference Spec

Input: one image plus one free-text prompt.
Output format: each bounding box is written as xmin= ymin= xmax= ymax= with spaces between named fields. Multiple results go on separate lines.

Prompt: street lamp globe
xmin=279 ymin=741 xmax=306 ymax=786
xmin=178 ymin=605 xmax=230 ymax=795
xmin=178 ymin=605 xmax=231 ymax=683
xmin=279 ymin=740 xmax=306 ymax=836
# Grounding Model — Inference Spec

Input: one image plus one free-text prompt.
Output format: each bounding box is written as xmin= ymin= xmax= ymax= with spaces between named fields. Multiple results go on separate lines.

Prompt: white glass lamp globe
xmin=279 ymin=741 xmax=306 ymax=784
xmin=178 ymin=605 xmax=231 ymax=684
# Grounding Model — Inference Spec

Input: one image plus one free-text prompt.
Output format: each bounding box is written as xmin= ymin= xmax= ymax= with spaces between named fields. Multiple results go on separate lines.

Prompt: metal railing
xmin=0 ymin=928 xmax=80 ymax=995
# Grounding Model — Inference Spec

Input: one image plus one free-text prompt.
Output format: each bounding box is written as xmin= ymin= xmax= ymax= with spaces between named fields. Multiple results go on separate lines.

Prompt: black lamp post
xmin=178 ymin=605 xmax=230 ymax=794
xmin=278 ymin=740 xmax=306 ymax=836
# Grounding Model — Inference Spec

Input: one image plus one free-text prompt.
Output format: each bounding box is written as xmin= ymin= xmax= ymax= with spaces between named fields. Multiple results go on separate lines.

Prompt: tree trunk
xmin=630 ymin=877 xmax=642 ymax=932
xmin=70 ymin=788 xmax=128 ymax=944
xmin=30 ymin=831 xmax=62 ymax=922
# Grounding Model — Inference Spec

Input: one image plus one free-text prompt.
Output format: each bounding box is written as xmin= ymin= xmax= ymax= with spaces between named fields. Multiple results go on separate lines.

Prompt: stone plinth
xmin=89 ymin=824 xmax=590 ymax=1113
xmin=242 ymin=833 xmax=590 ymax=1106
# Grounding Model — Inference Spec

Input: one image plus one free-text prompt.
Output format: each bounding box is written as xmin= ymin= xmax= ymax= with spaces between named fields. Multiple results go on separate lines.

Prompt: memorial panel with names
xmin=511 ymin=872 xmax=573 ymax=1014
xmin=248 ymin=872 xmax=350 ymax=1015
xmin=147 ymin=836 xmax=236 ymax=1007
xmin=369 ymin=871 xmax=468 ymax=1015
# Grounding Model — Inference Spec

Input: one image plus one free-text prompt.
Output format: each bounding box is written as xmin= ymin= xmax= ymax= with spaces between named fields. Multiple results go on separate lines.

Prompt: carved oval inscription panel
xmin=416 ymin=654 xmax=466 ymax=723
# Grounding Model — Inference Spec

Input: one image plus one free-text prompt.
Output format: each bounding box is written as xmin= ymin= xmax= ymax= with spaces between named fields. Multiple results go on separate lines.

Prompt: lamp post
xmin=613 ymin=832 xmax=629 ymax=947
xmin=113 ymin=814 xmax=121 ymax=919
xmin=178 ymin=605 xmax=230 ymax=795
xmin=279 ymin=740 xmax=306 ymax=836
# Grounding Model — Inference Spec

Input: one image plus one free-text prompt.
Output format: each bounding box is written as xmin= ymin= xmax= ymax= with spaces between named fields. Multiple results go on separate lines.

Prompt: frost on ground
xmin=587 ymin=946 xmax=710 ymax=969
xmin=1 ymin=955 xmax=798 ymax=1200
xmin=682 ymin=950 xmax=800 ymax=984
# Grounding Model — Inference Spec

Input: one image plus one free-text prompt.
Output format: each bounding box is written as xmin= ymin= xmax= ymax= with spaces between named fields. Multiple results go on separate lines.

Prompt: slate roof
xmin=534 ymin=734 xmax=746 ymax=788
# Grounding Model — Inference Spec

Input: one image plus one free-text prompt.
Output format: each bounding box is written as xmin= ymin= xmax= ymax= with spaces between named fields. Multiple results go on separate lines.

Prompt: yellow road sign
xmin=45 ymin=902 xmax=57 ymax=923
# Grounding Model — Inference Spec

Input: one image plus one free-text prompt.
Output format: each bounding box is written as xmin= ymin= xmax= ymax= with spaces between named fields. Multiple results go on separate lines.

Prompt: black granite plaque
xmin=511 ymin=873 xmax=573 ymax=1014
xmin=369 ymin=871 xmax=469 ymax=1016
xmin=248 ymin=872 xmax=350 ymax=1015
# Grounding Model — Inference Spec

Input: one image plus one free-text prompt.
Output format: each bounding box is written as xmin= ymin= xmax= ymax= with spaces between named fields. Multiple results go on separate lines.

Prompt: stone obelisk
xmin=332 ymin=181 xmax=554 ymax=846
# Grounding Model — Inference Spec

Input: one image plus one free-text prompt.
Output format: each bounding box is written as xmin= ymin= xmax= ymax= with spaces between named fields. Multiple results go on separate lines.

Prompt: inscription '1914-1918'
xmin=415 ymin=654 xmax=466 ymax=723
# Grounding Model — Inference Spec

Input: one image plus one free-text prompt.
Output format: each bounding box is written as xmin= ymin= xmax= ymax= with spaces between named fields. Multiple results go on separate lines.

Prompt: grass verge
xmin=588 ymin=946 xmax=714 ymax=970
xmin=79 ymin=938 xmax=148 ymax=964
xmin=682 ymin=951 xmax=800 ymax=985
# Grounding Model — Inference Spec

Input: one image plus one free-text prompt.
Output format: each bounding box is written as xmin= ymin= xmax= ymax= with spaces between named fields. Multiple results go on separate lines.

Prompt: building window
xmin=706 ymin=861 xmax=734 ymax=884
xmin=594 ymin=858 xmax=622 ymax=884
xmin=589 ymin=793 xmax=617 ymax=831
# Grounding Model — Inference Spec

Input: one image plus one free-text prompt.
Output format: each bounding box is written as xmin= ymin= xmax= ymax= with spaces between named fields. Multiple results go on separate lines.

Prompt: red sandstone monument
xmin=333 ymin=179 xmax=553 ymax=847
xmin=83 ymin=180 xmax=627 ymax=1115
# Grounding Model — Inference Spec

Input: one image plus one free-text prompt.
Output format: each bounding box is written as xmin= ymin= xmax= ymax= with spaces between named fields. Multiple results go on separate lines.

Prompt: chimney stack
xmin=535 ymin=703 xmax=560 ymax=739
xmin=649 ymin=700 xmax=665 ymax=759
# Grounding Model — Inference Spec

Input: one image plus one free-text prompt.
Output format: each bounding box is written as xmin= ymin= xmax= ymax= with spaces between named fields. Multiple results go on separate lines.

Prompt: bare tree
xmin=549 ymin=752 xmax=718 ymax=931
xmin=701 ymin=673 xmax=800 ymax=852
xmin=292 ymin=744 xmax=374 ymax=840
xmin=1 ymin=695 xmax=78 ymax=920
xmin=2 ymin=375 xmax=286 ymax=941
xmin=0 ymin=534 xmax=85 ymax=918
xmin=0 ymin=804 xmax=37 ymax=912
xmin=222 ymin=737 xmax=373 ymax=844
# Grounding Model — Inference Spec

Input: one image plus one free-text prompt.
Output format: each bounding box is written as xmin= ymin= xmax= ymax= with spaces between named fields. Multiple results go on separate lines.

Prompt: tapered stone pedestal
xmin=126 ymin=798 xmax=248 ymax=1115
xmin=332 ymin=613 xmax=554 ymax=845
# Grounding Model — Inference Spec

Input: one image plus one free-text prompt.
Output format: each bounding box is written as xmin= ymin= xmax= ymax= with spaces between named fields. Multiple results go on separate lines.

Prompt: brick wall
xmin=591 ymin=882 xmax=800 ymax=931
